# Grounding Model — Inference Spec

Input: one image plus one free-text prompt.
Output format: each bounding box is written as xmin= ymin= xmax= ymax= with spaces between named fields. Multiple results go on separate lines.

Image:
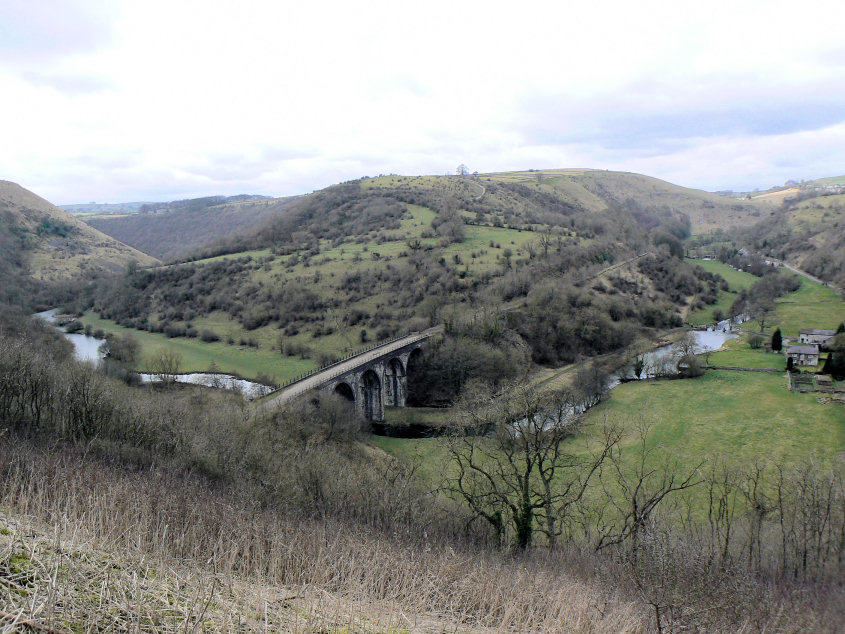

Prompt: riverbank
xmin=34 ymin=310 xmax=275 ymax=399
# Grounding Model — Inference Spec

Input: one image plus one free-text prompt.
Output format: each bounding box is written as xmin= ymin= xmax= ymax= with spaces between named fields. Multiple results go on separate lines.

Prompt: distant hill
xmin=84 ymin=195 xmax=299 ymax=261
xmin=61 ymin=201 xmax=155 ymax=215
xmin=81 ymin=167 xmax=772 ymax=382
xmin=0 ymin=180 xmax=159 ymax=284
xmin=480 ymin=169 xmax=762 ymax=234
xmin=199 ymin=169 xmax=760 ymax=260
xmin=807 ymin=174 xmax=845 ymax=187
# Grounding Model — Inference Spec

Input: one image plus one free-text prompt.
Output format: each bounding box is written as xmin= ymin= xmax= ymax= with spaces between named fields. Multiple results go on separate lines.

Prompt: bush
xmin=316 ymin=351 xmax=338 ymax=367
xmin=678 ymin=355 xmax=705 ymax=378
xmin=200 ymin=329 xmax=220 ymax=343
xmin=65 ymin=320 xmax=84 ymax=333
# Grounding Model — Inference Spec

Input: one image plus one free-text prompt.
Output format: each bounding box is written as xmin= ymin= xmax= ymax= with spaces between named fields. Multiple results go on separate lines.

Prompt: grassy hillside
xmin=739 ymin=190 xmax=845 ymax=290
xmin=78 ymin=311 xmax=315 ymax=383
xmin=84 ymin=195 xmax=297 ymax=260
xmin=770 ymin=274 xmax=844 ymax=336
xmin=685 ymin=258 xmax=758 ymax=325
xmin=808 ymin=175 xmax=845 ymax=187
xmin=365 ymin=169 xmax=761 ymax=234
xmin=68 ymin=168 xmax=773 ymax=389
xmin=0 ymin=180 xmax=158 ymax=282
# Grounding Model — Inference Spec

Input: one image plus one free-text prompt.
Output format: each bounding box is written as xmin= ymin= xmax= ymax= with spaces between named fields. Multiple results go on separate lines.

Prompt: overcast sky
xmin=2 ymin=0 xmax=844 ymax=204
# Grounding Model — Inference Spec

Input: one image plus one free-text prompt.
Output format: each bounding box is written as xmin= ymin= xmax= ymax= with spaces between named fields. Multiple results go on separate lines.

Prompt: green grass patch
xmin=177 ymin=248 xmax=273 ymax=267
xmin=685 ymin=259 xmax=760 ymax=326
xmin=685 ymin=258 xmax=757 ymax=291
xmin=369 ymin=435 xmax=449 ymax=486
xmin=78 ymin=312 xmax=315 ymax=383
xmin=687 ymin=292 xmax=739 ymax=326
xmin=706 ymin=336 xmax=786 ymax=369
xmin=770 ymin=275 xmax=845 ymax=336
xmin=383 ymin=406 xmax=450 ymax=427
xmin=587 ymin=371 xmax=844 ymax=469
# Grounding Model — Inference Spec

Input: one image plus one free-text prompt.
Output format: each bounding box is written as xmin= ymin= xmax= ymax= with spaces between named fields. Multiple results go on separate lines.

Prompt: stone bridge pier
xmin=322 ymin=341 xmax=424 ymax=421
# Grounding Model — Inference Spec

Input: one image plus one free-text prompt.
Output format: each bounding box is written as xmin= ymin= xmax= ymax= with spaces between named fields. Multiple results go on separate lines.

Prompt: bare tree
xmin=595 ymin=419 xmax=703 ymax=554
xmin=150 ymin=348 xmax=182 ymax=386
xmin=738 ymin=460 xmax=778 ymax=570
xmin=673 ymin=331 xmax=700 ymax=359
xmin=443 ymin=381 xmax=619 ymax=548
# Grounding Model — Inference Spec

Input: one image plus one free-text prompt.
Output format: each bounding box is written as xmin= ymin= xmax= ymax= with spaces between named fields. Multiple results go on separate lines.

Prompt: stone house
xmin=785 ymin=344 xmax=820 ymax=366
xmin=798 ymin=329 xmax=835 ymax=345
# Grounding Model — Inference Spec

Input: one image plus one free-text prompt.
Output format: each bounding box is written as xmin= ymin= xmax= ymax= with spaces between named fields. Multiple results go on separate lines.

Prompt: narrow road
xmin=772 ymin=260 xmax=827 ymax=286
xmin=578 ymin=252 xmax=652 ymax=284
xmin=254 ymin=329 xmax=438 ymax=413
xmin=760 ymin=254 xmax=842 ymax=294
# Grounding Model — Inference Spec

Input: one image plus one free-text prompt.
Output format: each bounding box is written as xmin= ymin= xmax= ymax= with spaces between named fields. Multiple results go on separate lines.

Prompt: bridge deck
xmin=255 ymin=330 xmax=436 ymax=413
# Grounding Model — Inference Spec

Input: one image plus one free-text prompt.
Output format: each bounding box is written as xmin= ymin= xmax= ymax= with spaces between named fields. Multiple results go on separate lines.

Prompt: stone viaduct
xmin=322 ymin=339 xmax=425 ymax=420
xmin=256 ymin=331 xmax=434 ymax=421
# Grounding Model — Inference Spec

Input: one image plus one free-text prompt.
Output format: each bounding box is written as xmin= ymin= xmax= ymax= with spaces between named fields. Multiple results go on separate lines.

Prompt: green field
xmin=706 ymin=335 xmax=786 ymax=369
xmin=810 ymin=175 xmax=845 ymax=186
xmin=684 ymin=259 xmax=845 ymax=334
xmin=369 ymin=434 xmax=449 ymax=486
xmin=587 ymin=370 xmax=844 ymax=468
xmin=770 ymin=275 xmax=844 ymax=336
xmin=686 ymin=258 xmax=757 ymax=291
xmin=685 ymin=258 xmax=758 ymax=325
xmin=374 ymin=369 xmax=843 ymax=483
xmin=383 ymin=406 xmax=450 ymax=427
xmin=78 ymin=312 xmax=315 ymax=383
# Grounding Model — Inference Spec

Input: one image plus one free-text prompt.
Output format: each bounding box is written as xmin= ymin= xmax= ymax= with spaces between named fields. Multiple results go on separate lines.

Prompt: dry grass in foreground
xmin=2 ymin=439 xmax=842 ymax=632
xmin=0 ymin=440 xmax=646 ymax=633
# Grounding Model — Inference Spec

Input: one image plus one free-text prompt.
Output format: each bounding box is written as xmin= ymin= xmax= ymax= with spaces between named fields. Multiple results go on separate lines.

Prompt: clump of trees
xmin=730 ymin=270 xmax=801 ymax=330
xmin=504 ymin=282 xmax=641 ymax=366
xmin=406 ymin=332 xmax=528 ymax=406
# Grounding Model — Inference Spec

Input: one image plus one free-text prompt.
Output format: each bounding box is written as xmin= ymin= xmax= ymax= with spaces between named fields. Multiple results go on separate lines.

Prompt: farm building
xmin=798 ymin=328 xmax=836 ymax=345
xmin=785 ymin=344 xmax=820 ymax=366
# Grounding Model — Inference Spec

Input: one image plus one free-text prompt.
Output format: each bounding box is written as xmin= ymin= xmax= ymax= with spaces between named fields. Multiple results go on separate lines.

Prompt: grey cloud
xmin=518 ymin=85 xmax=845 ymax=154
xmin=0 ymin=0 xmax=119 ymax=63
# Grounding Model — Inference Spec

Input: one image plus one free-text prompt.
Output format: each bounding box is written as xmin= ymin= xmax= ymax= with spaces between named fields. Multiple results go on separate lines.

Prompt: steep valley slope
xmin=0 ymin=180 xmax=158 ymax=284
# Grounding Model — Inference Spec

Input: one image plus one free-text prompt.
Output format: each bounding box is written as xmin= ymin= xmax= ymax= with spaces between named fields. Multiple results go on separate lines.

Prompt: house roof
xmin=786 ymin=345 xmax=820 ymax=355
xmin=799 ymin=329 xmax=835 ymax=336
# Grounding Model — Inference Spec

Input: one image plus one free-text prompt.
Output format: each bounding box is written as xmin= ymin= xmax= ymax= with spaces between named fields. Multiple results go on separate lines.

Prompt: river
xmin=609 ymin=326 xmax=738 ymax=388
xmin=34 ymin=310 xmax=273 ymax=399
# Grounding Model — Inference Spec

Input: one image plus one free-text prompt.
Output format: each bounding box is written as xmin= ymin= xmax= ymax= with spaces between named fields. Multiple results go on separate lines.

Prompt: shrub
xmin=200 ymin=329 xmax=220 ymax=343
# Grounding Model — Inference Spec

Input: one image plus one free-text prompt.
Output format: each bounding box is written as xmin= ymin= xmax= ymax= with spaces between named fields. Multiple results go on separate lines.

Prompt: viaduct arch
xmin=322 ymin=341 xmax=423 ymax=421
xmin=255 ymin=331 xmax=434 ymax=422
